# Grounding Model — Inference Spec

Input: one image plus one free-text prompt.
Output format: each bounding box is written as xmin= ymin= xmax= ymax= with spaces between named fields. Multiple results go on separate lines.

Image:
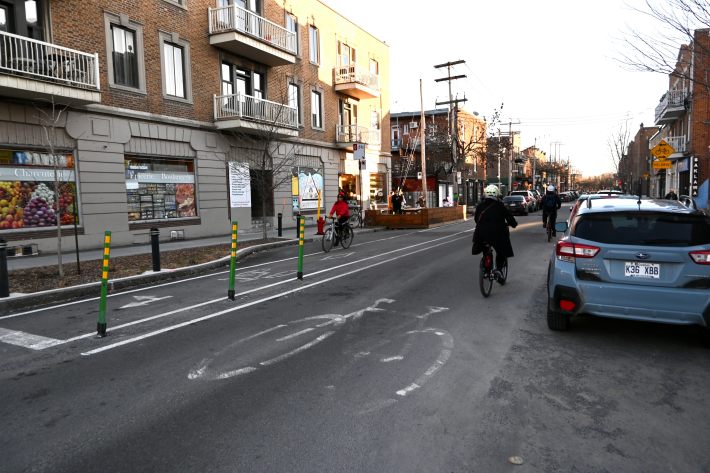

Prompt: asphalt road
xmin=1 ymin=209 xmax=709 ymax=472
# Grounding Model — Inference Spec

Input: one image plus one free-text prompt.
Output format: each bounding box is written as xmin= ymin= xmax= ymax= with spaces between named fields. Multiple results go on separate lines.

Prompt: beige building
xmin=0 ymin=0 xmax=389 ymax=252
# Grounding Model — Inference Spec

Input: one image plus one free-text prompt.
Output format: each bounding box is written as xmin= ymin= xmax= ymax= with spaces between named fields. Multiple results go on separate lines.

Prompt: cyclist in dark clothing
xmin=541 ymin=185 xmax=562 ymax=235
xmin=473 ymin=185 xmax=518 ymax=278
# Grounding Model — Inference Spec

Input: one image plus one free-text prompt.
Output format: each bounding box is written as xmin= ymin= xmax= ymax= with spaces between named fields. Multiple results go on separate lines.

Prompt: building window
xmin=286 ymin=13 xmax=298 ymax=55
xmin=371 ymin=108 xmax=380 ymax=130
xmin=104 ymin=13 xmax=146 ymax=93
xmin=111 ymin=25 xmax=138 ymax=88
xmin=369 ymin=58 xmax=379 ymax=76
xmin=308 ymin=25 xmax=319 ymax=64
xmin=163 ymin=43 xmax=184 ymax=98
xmin=311 ymin=90 xmax=322 ymax=129
xmin=0 ymin=149 xmax=78 ymax=230
xmin=125 ymin=157 xmax=197 ymax=221
xmin=161 ymin=0 xmax=187 ymax=7
xmin=288 ymin=81 xmax=302 ymax=126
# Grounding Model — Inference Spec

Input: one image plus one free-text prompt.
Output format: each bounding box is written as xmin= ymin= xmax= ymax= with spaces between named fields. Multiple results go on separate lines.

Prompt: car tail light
xmin=556 ymin=241 xmax=600 ymax=262
xmin=559 ymin=299 xmax=576 ymax=311
xmin=689 ymin=250 xmax=710 ymax=265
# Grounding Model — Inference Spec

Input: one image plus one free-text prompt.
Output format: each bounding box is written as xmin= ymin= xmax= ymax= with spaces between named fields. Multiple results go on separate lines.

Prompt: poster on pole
xmin=228 ymin=162 xmax=251 ymax=208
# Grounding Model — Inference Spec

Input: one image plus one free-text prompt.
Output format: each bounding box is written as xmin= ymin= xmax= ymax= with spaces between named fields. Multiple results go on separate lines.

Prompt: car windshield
xmin=573 ymin=212 xmax=710 ymax=246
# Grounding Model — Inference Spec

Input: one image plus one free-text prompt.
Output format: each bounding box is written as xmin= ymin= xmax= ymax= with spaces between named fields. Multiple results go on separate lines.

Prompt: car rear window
xmin=504 ymin=196 xmax=524 ymax=202
xmin=573 ymin=212 xmax=710 ymax=246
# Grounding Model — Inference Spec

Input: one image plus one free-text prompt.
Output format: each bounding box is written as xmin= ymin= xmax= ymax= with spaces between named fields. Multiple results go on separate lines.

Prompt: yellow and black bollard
xmin=297 ymin=216 xmax=305 ymax=280
xmin=96 ymin=231 xmax=112 ymax=337
xmin=228 ymin=221 xmax=238 ymax=300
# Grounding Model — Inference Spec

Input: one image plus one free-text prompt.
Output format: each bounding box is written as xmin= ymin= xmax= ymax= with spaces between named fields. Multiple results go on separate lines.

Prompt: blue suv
xmin=547 ymin=197 xmax=710 ymax=332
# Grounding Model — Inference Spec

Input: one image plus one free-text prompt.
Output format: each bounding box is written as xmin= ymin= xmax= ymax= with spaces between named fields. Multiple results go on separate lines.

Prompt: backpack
xmin=544 ymin=194 xmax=557 ymax=209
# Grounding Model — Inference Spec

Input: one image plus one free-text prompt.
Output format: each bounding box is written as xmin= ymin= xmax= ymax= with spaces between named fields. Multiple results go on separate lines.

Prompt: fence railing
xmin=649 ymin=134 xmax=687 ymax=154
xmin=214 ymin=93 xmax=298 ymax=128
xmin=333 ymin=65 xmax=379 ymax=90
xmin=654 ymin=89 xmax=687 ymax=121
xmin=0 ymin=30 xmax=100 ymax=89
xmin=208 ymin=5 xmax=297 ymax=55
xmin=336 ymin=124 xmax=370 ymax=143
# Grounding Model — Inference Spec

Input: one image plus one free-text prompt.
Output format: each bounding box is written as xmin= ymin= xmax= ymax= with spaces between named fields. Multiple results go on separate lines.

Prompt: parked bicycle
xmin=479 ymin=242 xmax=507 ymax=297
xmin=322 ymin=217 xmax=354 ymax=252
xmin=348 ymin=205 xmax=363 ymax=228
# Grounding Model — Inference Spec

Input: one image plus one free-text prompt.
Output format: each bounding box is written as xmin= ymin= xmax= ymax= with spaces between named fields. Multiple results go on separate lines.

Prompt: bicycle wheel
xmin=479 ymin=253 xmax=493 ymax=297
xmin=340 ymin=224 xmax=353 ymax=249
xmin=348 ymin=213 xmax=361 ymax=228
xmin=321 ymin=227 xmax=334 ymax=252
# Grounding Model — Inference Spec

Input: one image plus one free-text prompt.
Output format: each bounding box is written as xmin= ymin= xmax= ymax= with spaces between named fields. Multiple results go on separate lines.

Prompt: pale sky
xmin=321 ymin=0 xmax=673 ymax=177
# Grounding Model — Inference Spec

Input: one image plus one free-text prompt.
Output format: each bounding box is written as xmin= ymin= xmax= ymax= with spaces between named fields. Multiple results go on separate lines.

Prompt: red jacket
xmin=329 ymin=200 xmax=350 ymax=218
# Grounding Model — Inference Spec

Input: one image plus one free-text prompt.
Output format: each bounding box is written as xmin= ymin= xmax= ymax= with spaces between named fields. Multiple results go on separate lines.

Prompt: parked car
xmin=503 ymin=195 xmax=529 ymax=215
xmin=510 ymin=190 xmax=536 ymax=212
xmin=547 ymin=197 xmax=710 ymax=333
xmin=567 ymin=193 xmax=638 ymax=223
xmin=530 ymin=189 xmax=542 ymax=210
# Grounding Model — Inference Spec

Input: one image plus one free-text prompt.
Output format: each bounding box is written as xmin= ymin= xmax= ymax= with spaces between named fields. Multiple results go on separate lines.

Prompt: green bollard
xmin=97 ymin=231 xmax=112 ymax=337
xmin=228 ymin=222 xmax=238 ymax=300
xmin=297 ymin=216 xmax=305 ymax=280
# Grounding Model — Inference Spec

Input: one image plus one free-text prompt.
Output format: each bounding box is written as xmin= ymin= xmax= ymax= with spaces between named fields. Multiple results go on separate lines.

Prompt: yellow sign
xmin=651 ymin=140 xmax=675 ymax=159
xmin=652 ymin=160 xmax=672 ymax=169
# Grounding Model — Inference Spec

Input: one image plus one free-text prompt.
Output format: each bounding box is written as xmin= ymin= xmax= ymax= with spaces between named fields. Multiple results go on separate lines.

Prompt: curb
xmin=0 ymin=227 xmax=385 ymax=314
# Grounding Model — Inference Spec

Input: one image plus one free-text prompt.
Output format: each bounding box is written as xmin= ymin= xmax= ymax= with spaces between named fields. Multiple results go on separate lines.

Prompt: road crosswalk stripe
xmin=0 ymin=328 xmax=64 ymax=350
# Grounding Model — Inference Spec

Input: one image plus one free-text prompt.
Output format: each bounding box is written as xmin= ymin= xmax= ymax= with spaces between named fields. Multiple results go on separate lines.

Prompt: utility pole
xmin=532 ymin=137 xmax=537 ymax=192
xmin=434 ymin=60 xmax=466 ymax=204
xmin=419 ymin=79 xmax=428 ymax=203
xmin=505 ymin=120 xmax=520 ymax=195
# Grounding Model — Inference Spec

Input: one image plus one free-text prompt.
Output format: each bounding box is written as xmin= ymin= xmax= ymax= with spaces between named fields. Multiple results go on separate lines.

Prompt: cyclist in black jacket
xmin=541 ymin=185 xmax=562 ymax=235
xmin=473 ymin=185 xmax=518 ymax=278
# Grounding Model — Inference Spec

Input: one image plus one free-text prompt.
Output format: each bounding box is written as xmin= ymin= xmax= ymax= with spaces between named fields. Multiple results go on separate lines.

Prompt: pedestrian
xmin=664 ymin=189 xmax=678 ymax=200
xmin=391 ymin=191 xmax=403 ymax=214
xmin=388 ymin=191 xmax=394 ymax=213
xmin=443 ymin=196 xmax=451 ymax=207
xmin=417 ymin=195 xmax=426 ymax=208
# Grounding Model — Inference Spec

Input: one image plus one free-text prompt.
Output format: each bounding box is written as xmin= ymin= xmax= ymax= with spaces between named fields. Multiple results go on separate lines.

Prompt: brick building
xmin=0 ymin=0 xmax=390 ymax=252
xmin=619 ymin=124 xmax=659 ymax=195
xmin=390 ymin=108 xmax=486 ymax=207
xmin=649 ymin=28 xmax=709 ymax=208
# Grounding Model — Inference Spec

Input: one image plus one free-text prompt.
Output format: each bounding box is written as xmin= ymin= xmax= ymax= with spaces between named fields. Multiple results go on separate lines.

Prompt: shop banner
xmin=0 ymin=167 xmax=75 ymax=182
xmin=228 ymin=162 xmax=251 ymax=208
xmin=293 ymin=166 xmax=323 ymax=212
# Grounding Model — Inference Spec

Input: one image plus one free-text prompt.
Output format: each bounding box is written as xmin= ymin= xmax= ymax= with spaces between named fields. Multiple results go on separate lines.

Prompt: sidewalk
xmin=7 ymin=223 xmax=332 ymax=271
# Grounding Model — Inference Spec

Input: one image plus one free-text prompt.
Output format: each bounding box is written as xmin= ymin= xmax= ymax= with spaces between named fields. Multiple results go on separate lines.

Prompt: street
xmin=1 ymin=211 xmax=709 ymax=473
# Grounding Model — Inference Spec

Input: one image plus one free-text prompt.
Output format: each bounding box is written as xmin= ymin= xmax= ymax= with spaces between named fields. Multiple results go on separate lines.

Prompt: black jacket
xmin=541 ymin=191 xmax=561 ymax=211
xmin=473 ymin=198 xmax=517 ymax=258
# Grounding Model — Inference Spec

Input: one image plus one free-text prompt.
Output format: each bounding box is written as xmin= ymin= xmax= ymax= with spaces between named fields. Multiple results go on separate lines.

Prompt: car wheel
xmin=547 ymin=296 xmax=570 ymax=331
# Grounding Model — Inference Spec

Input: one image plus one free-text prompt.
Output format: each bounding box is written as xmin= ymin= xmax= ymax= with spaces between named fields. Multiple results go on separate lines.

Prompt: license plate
xmin=624 ymin=262 xmax=660 ymax=279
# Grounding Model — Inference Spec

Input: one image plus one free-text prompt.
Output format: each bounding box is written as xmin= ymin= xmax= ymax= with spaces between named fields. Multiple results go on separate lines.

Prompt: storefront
xmin=124 ymin=157 xmax=197 ymax=222
xmin=0 ymin=149 xmax=78 ymax=231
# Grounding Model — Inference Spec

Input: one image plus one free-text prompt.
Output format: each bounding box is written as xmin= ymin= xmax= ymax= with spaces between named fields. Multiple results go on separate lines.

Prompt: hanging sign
xmin=228 ymin=162 xmax=251 ymax=208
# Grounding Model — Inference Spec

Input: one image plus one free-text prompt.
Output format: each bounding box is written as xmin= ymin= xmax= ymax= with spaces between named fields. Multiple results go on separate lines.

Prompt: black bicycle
xmin=348 ymin=206 xmax=363 ymax=228
xmin=322 ymin=217 xmax=354 ymax=252
xmin=479 ymin=242 xmax=507 ymax=297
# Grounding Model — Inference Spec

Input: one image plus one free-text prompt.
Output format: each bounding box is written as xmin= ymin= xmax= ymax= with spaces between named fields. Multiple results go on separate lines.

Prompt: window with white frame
xmin=288 ymin=81 xmax=302 ymax=126
xmin=311 ymin=89 xmax=323 ymax=129
xmin=286 ymin=13 xmax=298 ymax=55
xmin=308 ymin=25 xmax=319 ymax=64
xmin=159 ymin=32 xmax=192 ymax=103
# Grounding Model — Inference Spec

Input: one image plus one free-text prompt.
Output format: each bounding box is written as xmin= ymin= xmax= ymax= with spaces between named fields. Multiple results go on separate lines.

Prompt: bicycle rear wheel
xmin=340 ymin=225 xmax=353 ymax=249
xmin=348 ymin=213 xmax=361 ymax=228
xmin=479 ymin=253 xmax=493 ymax=297
xmin=321 ymin=228 xmax=334 ymax=252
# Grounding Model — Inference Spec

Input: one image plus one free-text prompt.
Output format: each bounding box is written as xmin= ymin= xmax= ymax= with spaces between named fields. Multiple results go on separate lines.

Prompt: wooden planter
xmin=365 ymin=206 xmax=467 ymax=229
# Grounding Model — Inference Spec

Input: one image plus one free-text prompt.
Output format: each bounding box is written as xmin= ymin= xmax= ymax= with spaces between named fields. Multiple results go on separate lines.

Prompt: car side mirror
xmin=554 ymin=221 xmax=568 ymax=233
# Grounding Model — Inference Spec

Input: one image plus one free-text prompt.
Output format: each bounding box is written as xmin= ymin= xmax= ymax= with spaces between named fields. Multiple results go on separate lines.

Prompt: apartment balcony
xmin=0 ymin=31 xmax=100 ymax=105
xmin=333 ymin=66 xmax=379 ymax=99
xmin=654 ymin=89 xmax=688 ymax=125
xmin=214 ymin=93 xmax=298 ymax=137
xmin=335 ymin=124 xmax=373 ymax=148
xmin=649 ymin=134 xmax=687 ymax=155
xmin=208 ymin=5 xmax=296 ymax=66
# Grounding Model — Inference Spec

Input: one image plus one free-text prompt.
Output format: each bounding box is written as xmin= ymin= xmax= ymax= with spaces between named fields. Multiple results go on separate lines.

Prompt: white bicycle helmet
xmin=547 ymin=185 xmax=555 ymax=192
xmin=483 ymin=184 xmax=500 ymax=198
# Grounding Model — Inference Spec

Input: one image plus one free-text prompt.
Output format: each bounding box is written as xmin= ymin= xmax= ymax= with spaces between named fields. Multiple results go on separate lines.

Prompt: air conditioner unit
xmin=409 ymin=121 xmax=418 ymax=129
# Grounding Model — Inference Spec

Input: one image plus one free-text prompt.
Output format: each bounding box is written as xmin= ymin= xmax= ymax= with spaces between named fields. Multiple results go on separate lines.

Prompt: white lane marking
xmin=276 ymin=328 xmax=314 ymax=342
xmin=381 ymin=356 xmax=403 ymax=363
xmin=119 ymin=295 xmax=173 ymax=309
xmin=395 ymin=329 xmax=454 ymax=397
xmin=0 ymin=328 xmax=64 ymax=350
xmin=2 ymin=224 xmax=471 ymax=320
xmin=81 ymin=236 xmax=465 ymax=355
xmin=396 ymin=383 xmax=421 ymax=397
xmin=217 ymin=367 xmax=257 ymax=379
xmin=259 ymin=332 xmax=334 ymax=367
xmin=322 ymin=252 xmax=355 ymax=260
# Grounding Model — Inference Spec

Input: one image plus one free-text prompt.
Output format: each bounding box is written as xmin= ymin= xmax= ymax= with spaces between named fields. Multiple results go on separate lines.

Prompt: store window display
xmin=0 ymin=149 xmax=78 ymax=230
xmin=125 ymin=157 xmax=197 ymax=221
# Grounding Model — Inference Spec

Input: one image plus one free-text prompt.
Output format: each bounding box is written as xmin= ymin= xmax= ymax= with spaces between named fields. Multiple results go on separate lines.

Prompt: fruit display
xmin=0 ymin=180 xmax=79 ymax=230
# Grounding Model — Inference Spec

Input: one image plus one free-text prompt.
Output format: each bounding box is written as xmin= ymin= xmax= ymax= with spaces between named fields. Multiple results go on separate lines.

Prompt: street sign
xmin=651 ymin=140 xmax=675 ymax=159
xmin=352 ymin=143 xmax=366 ymax=161
xmin=652 ymin=159 xmax=672 ymax=170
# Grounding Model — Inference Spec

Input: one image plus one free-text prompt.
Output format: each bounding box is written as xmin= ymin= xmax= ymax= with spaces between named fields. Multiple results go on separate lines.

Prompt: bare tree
xmin=34 ymin=98 xmax=72 ymax=278
xmin=608 ymin=120 xmax=631 ymax=178
xmin=618 ymin=0 xmax=710 ymax=89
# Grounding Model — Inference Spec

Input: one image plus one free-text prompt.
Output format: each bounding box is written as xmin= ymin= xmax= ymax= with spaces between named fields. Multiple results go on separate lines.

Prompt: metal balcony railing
xmin=654 ymin=89 xmax=687 ymax=122
xmin=649 ymin=134 xmax=687 ymax=154
xmin=214 ymin=93 xmax=298 ymax=128
xmin=208 ymin=5 xmax=297 ymax=55
xmin=333 ymin=65 xmax=379 ymax=90
xmin=0 ymin=30 xmax=100 ymax=89
xmin=336 ymin=124 xmax=370 ymax=143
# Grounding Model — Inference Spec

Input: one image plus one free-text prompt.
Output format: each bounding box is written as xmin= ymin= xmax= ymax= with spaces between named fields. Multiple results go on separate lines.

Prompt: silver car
xmin=547 ymin=198 xmax=710 ymax=333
